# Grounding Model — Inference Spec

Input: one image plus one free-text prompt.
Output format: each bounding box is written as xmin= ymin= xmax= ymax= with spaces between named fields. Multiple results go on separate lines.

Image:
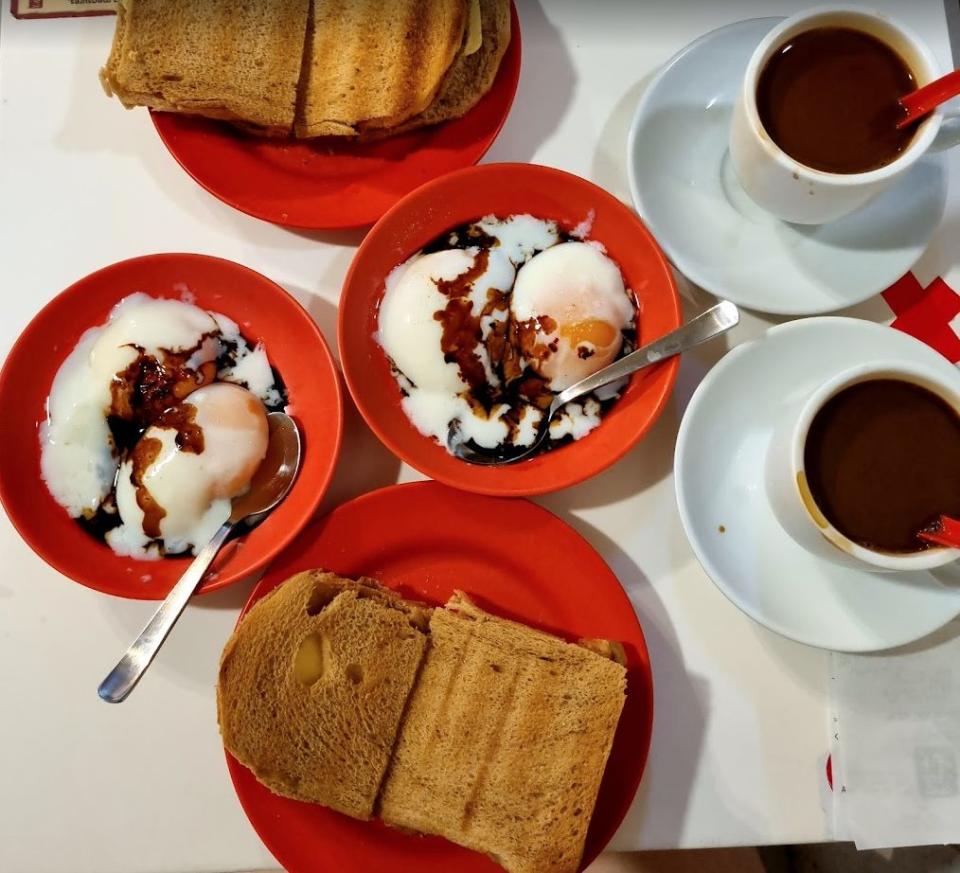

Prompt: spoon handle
xmin=97 ymin=521 xmax=234 ymax=704
xmin=555 ymin=301 xmax=740 ymax=408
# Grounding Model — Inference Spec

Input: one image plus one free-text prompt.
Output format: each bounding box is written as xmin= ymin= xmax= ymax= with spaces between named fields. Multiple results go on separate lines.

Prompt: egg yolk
xmin=202 ymin=389 xmax=270 ymax=499
xmin=559 ymin=319 xmax=619 ymax=349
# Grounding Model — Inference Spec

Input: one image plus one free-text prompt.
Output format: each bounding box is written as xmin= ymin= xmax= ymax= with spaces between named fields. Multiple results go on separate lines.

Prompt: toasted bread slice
xmin=99 ymin=0 xmax=130 ymax=99
xmin=360 ymin=0 xmax=511 ymax=140
xmin=295 ymin=0 xmax=469 ymax=138
xmin=379 ymin=592 xmax=626 ymax=873
xmin=100 ymin=0 xmax=310 ymax=136
xmin=217 ymin=571 xmax=431 ymax=820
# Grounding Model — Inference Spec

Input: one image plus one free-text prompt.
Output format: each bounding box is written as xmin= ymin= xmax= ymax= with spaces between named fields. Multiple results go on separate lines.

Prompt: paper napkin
xmin=830 ymin=622 xmax=960 ymax=849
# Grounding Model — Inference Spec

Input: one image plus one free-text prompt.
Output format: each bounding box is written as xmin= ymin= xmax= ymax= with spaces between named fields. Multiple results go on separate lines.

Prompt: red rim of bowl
xmin=0 ymin=253 xmax=344 ymax=599
xmin=337 ymin=162 xmax=682 ymax=497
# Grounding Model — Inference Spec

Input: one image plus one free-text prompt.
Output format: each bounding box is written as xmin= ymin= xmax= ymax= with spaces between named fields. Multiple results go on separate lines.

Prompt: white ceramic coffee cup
xmin=731 ymin=6 xmax=945 ymax=224
xmin=767 ymin=361 xmax=960 ymax=572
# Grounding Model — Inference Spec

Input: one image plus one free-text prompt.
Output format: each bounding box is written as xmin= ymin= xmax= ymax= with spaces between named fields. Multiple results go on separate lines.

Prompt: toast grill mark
xmin=293 ymin=0 xmax=317 ymax=131
xmin=297 ymin=0 xmax=469 ymax=135
xmin=399 ymin=4 xmax=430 ymax=121
xmin=361 ymin=0 xmax=512 ymax=140
xmin=460 ymin=657 xmax=522 ymax=831
xmin=376 ymin=623 xmax=434 ymax=814
xmin=415 ymin=616 xmax=476 ymax=788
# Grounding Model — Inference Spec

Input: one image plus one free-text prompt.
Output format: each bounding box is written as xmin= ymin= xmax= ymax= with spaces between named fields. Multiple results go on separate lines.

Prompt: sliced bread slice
xmin=217 ymin=570 xmax=431 ymax=820
xmin=359 ymin=0 xmax=511 ymax=140
xmin=100 ymin=0 xmax=310 ymax=136
xmin=379 ymin=592 xmax=627 ymax=873
xmin=98 ymin=0 xmax=130 ymax=99
xmin=294 ymin=0 xmax=469 ymax=138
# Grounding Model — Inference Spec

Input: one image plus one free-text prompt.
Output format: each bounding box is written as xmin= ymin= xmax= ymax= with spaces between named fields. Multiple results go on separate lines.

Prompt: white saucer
xmin=627 ymin=19 xmax=947 ymax=317
xmin=675 ymin=317 xmax=960 ymax=652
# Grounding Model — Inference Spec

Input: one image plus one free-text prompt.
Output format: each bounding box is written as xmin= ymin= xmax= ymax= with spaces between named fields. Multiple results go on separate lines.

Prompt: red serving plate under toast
xmin=151 ymin=4 xmax=522 ymax=229
xmin=226 ymin=481 xmax=654 ymax=873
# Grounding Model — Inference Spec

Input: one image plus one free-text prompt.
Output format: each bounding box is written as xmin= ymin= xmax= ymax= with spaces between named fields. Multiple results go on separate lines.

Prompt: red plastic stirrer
xmin=918 ymin=515 xmax=960 ymax=549
xmin=897 ymin=70 xmax=960 ymax=129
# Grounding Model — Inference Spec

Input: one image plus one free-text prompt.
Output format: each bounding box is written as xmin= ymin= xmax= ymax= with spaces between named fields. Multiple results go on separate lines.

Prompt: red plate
xmin=338 ymin=163 xmax=682 ymax=497
xmin=150 ymin=5 xmax=521 ymax=230
xmin=0 ymin=254 xmax=343 ymax=600
xmin=227 ymin=481 xmax=653 ymax=873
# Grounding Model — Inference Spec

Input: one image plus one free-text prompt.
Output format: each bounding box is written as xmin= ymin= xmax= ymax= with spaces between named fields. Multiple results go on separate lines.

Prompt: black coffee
xmin=756 ymin=27 xmax=916 ymax=174
xmin=804 ymin=379 xmax=960 ymax=553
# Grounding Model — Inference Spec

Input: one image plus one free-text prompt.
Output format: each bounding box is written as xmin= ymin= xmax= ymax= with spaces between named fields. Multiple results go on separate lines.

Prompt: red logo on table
xmin=29 ymin=0 xmax=43 ymax=9
xmin=884 ymin=274 xmax=960 ymax=364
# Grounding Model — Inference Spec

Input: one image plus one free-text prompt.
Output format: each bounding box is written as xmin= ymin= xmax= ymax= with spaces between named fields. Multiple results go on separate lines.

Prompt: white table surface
xmin=1 ymin=2 xmax=958 ymax=872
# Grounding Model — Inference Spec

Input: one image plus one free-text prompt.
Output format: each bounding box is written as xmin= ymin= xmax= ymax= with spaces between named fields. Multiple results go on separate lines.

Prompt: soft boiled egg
xmin=378 ymin=248 xmax=515 ymax=393
xmin=40 ymin=295 xmax=224 ymax=517
xmin=108 ymin=383 xmax=268 ymax=557
xmin=510 ymin=242 xmax=635 ymax=391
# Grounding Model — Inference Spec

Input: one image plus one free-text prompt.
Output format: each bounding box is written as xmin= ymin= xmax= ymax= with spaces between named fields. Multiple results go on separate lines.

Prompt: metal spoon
xmin=451 ymin=301 xmax=740 ymax=466
xmin=97 ymin=411 xmax=302 ymax=704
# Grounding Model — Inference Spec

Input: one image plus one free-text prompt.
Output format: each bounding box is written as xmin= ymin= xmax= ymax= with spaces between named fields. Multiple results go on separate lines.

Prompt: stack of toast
xmin=217 ymin=570 xmax=628 ymax=873
xmin=100 ymin=0 xmax=511 ymax=140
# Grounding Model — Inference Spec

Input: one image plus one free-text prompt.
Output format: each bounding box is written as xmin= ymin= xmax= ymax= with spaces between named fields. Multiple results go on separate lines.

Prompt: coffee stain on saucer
xmin=796 ymin=471 xmax=829 ymax=529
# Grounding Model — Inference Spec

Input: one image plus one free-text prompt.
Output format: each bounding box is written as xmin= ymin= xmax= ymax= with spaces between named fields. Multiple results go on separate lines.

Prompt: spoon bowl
xmin=231 ymin=413 xmax=303 ymax=523
xmin=97 ymin=412 xmax=302 ymax=703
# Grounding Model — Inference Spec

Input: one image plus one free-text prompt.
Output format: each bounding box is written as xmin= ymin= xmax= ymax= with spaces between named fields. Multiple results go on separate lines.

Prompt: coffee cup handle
xmin=929 ymin=111 xmax=960 ymax=153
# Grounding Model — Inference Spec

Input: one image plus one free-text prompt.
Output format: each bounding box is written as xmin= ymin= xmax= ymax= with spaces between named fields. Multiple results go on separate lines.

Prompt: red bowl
xmin=0 ymin=254 xmax=343 ymax=600
xmin=338 ymin=163 xmax=682 ymax=496
xmin=150 ymin=4 xmax=521 ymax=230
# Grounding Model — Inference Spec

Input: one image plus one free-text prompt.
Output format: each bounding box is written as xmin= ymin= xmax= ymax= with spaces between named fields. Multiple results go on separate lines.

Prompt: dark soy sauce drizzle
xmin=804 ymin=379 xmax=960 ymax=553
xmin=408 ymin=218 xmax=636 ymax=458
xmin=78 ymin=333 xmax=288 ymax=555
xmin=756 ymin=27 xmax=916 ymax=174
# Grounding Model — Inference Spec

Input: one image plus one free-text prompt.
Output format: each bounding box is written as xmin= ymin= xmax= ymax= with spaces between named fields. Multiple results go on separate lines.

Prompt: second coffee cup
xmin=730 ymin=6 xmax=945 ymax=224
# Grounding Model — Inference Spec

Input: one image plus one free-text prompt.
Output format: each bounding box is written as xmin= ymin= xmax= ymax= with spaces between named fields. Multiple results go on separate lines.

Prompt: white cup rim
xmin=791 ymin=362 xmax=960 ymax=572
xmin=742 ymin=5 xmax=944 ymax=187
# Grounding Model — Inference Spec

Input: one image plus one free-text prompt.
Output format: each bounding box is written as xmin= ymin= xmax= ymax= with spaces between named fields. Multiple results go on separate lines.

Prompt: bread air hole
xmin=293 ymin=632 xmax=331 ymax=686
xmin=345 ymin=663 xmax=364 ymax=685
xmin=305 ymin=582 xmax=339 ymax=616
